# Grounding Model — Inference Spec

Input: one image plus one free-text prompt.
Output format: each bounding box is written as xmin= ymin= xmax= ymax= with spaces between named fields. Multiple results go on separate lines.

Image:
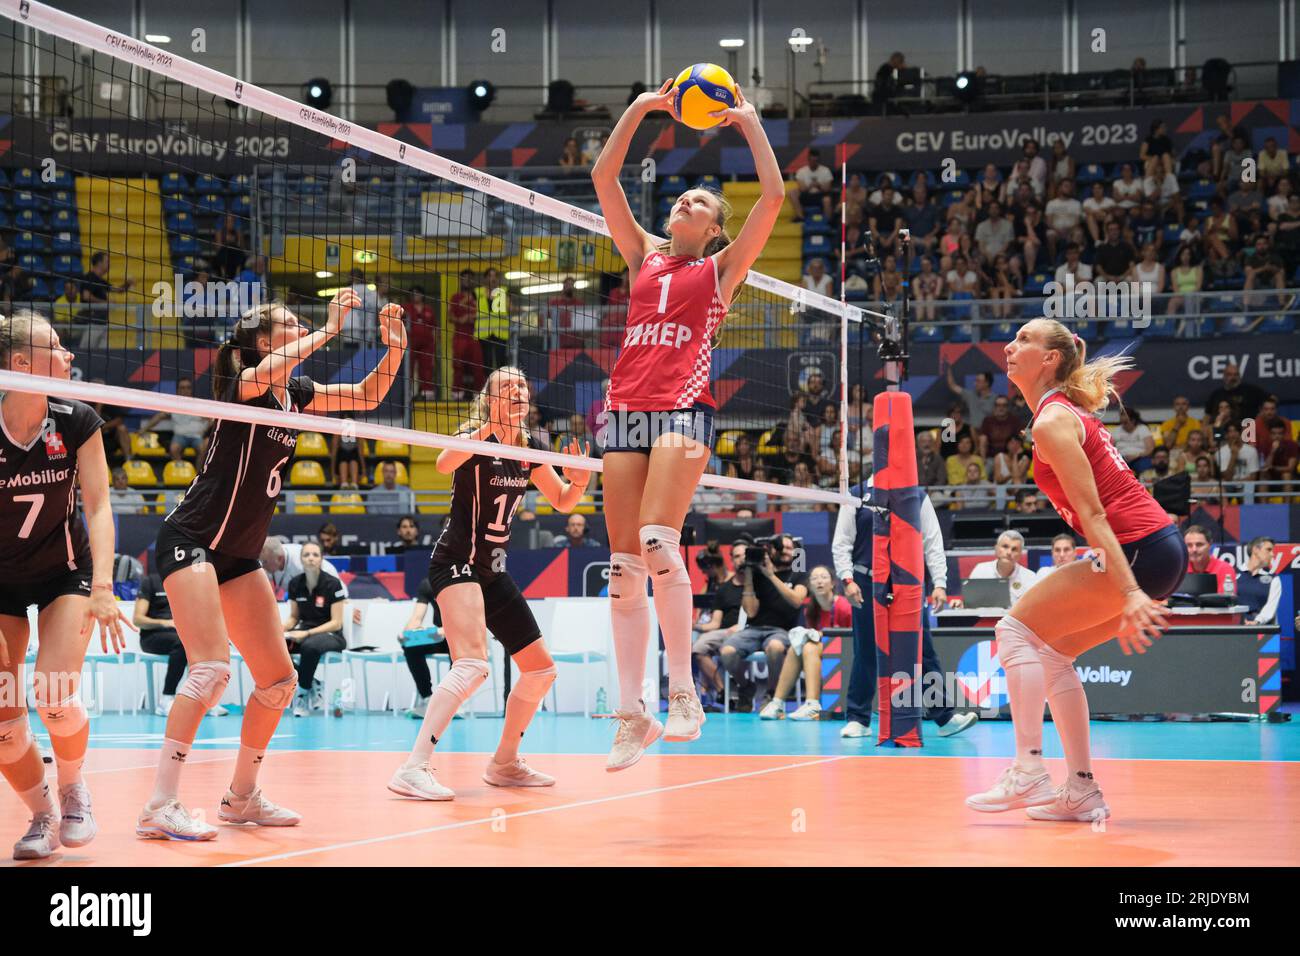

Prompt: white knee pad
xmin=0 ymin=714 xmax=33 ymax=765
xmin=609 ymin=552 xmax=648 ymax=609
xmin=441 ymin=658 xmax=490 ymax=701
xmin=34 ymin=694 xmax=88 ymax=738
xmin=511 ymin=665 xmax=557 ymax=703
xmin=640 ymin=525 xmax=688 ymax=585
xmin=994 ymin=616 xmax=1044 ymax=669
xmin=252 ymin=672 xmax=298 ymax=711
xmin=1037 ymin=642 xmax=1081 ymax=697
xmin=178 ymin=660 xmax=231 ymax=709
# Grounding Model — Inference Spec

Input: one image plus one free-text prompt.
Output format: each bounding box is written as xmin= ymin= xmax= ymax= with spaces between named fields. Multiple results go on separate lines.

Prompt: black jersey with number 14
xmin=165 ymin=377 xmax=315 ymax=560
xmin=0 ymin=396 xmax=103 ymax=582
xmin=431 ymin=432 xmax=547 ymax=570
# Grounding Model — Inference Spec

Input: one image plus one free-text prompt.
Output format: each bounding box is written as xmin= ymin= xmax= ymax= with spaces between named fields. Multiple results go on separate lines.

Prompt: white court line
xmin=220 ymin=754 xmax=848 ymax=867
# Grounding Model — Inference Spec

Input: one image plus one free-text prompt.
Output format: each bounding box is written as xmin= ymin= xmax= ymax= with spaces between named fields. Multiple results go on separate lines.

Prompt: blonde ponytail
xmin=1040 ymin=319 xmax=1134 ymax=414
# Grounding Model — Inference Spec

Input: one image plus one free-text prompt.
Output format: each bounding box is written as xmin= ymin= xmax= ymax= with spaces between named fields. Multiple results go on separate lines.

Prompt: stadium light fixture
xmin=303 ymin=78 xmax=332 ymax=110
xmin=467 ymin=79 xmax=496 ymax=112
xmin=144 ymin=34 xmax=171 ymax=44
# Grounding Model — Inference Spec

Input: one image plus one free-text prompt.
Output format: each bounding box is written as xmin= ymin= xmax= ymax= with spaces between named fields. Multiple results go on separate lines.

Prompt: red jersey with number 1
xmin=606 ymin=252 xmax=725 ymax=411
xmin=1030 ymin=389 xmax=1171 ymax=544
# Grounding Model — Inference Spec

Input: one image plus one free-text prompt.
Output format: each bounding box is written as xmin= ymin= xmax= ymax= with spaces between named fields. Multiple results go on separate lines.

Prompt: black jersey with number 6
xmin=165 ymin=377 xmax=315 ymax=560
xmin=431 ymin=432 xmax=546 ymax=570
xmin=0 ymin=396 xmax=103 ymax=582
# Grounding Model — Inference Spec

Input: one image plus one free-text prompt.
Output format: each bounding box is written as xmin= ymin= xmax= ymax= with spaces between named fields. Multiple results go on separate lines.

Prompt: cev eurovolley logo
xmin=956 ymin=640 xmax=1007 ymax=709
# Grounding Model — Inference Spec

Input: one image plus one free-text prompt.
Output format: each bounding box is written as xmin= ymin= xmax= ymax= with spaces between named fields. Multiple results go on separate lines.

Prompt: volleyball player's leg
xmin=0 ymin=615 xmax=59 ymax=858
xmin=486 ymin=637 xmax=557 ymax=787
xmin=391 ymin=581 xmax=489 ymax=799
xmin=603 ymin=451 xmax=653 ymax=713
xmin=215 ymin=568 xmax=302 ymax=824
xmin=643 ymin=433 xmax=711 ymax=740
xmin=139 ymin=564 xmax=228 ymax=839
xmin=32 ymin=596 xmax=96 ymax=846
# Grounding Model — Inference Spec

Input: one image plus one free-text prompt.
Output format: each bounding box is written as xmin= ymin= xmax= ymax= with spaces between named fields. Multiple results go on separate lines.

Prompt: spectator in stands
xmin=783 ymin=461 xmax=824 ymax=512
xmin=405 ymin=285 xmax=438 ymax=398
xmin=1204 ymin=361 xmax=1270 ymax=422
xmin=52 ymin=277 xmax=79 ymax=325
xmin=549 ymin=276 xmax=587 ymax=347
xmin=282 ymin=542 xmax=347 ymax=717
xmin=1258 ymin=136 xmax=1290 ymax=189
xmin=816 ymin=410 xmax=848 ymax=484
xmin=986 ymin=254 xmax=1020 ymax=318
xmin=1112 ymin=163 xmax=1143 ymax=210
xmin=1158 ymin=395 xmax=1202 ymax=450
xmin=946 ymin=188 xmax=979 ymax=232
xmin=1267 ymin=176 xmax=1293 ymax=221
xmin=1229 ymin=179 xmax=1265 ymax=227
xmin=330 ymin=414 xmax=367 ymax=489
xmin=1013 ymin=202 xmax=1046 ymax=274
xmin=210 ymin=213 xmax=246 ymax=279
xmin=1081 ymin=181 xmax=1116 ymax=244
xmin=801 ymin=257 xmax=834 ymax=300
xmin=797 ymin=369 xmax=834 ymax=428
xmin=977 ymin=394 xmax=1023 ymax=461
xmin=950 ymin=460 xmax=994 ymax=510
xmin=1261 ymin=420 xmax=1298 ymax=496
xmin=1130 ymin=200 xmax=1164 ymax=255
xmin=968 ymin=529 xmax=1038 ymax=601
xmin=1219 ymin=132 xmax=1253 ymax=189
xmin=1111 ymin=406 xmax=1155 ymax=472
xmin=606 ymin=269 xmax=630 ymax=313
xmin=1184 ymin=525 xmax=1235 ymax=592
xmin=1172 ymin=428 xmax=1211 ymax=476
xmin=341 ymin=267 xmax=381 ymax=348
xmin=109 ymin=466 xmax=148 ymax=514
xmin=1201 ymin=197 xmax=1239 ymax=272
xmin=790 ymin=148 xmax=834 ymax=222
xmin=88 ymin=381 xmax=132 ymax=466
xmin=526 ymin=404 xmax=552 ymax=450
xmin=391 ymin=515 xmax=424 ymax=553
xmin=1048 ymin=139 xmax=1076 ymax=192
xmin=1036 ymin=532 xmax=1080 ymax=582
xmin=1138 ymin=446 xmax=1173 ymax=485
xmin=1020 ymin=138 xmax=1048 ymax=196
xmin=135 ymin=560 xmax=228 ymax=717
xmin=720 ymin=534 xmax=809 ymax=713
xmin=448 ymin=268 xmax=483 ymax=399
xmin=1054 ymin=241 xmax=1093 ymax=286
xmin=558 ymin=137 xmax=583 ymax=168
xmin=973 ymin=163 xmax=1002 ymax=208
xmin=760 ymin=565 xmax=849 ymax=721
xmin=316 ymin=522 xmax=342 ymax=557
xmin=77 ymin=252 xmax=134 ymax=347
xmin=1254 ymin=397 xmax=1290 ymax=457
xmin=476 ymin=267 xmax=511 ymax=373
xmin=1133 ymin=242 xmax=1166 ymax=300
xmin=872 ymin=51 xmax=908 ymax=114
xmin=567 ymin=412 xmax=595 ymax=452
xmin=1044 ymin=179 xmax=1083 ymax=262
xmin=916 ymin=430 xmax=946 ymax=489
xmin=912 ymin=255 xmax=943 ymax=320
xmin=726 ymin=434 xmax=759 ymax=482
xmin=904 ymin=179 xmax=940 ymax=254
xmin=692 ymin=540 xmax=748 ymax=708
xmin=945 ymin=433 xmax=986 ymax=486
xmin=867 ymin=182 xmax=904 ymax=256
xmin=557 ymin=513 xmax=600 ymax=548
xmin=1143 ymin=162 xmax=1184 ymax=220
xmin=873 ymin=254 xmax=903 ymax=304
xmin=938 ymin=218 xmax=966 ymax=259
xmin=261 ymin=536 xmax=347 ymax=596
xmin=974 ymin=200 xmax=1014 ymax=262
xmin=1216 ymin=422 xmax=1261 ymax=494
xmin=1140 ymin=119 xmax=1175 ymax=179
xmin=944 ymin=365 xmax=995 ymax=430
xmin=369 ymin=460 xmax=415 ymax=515
xmin=1243 ymin=234 xmax=1286 ymax=298
xmin=1013 ymin=488 xmax=1042 ymax=513
xmin=0 ymin=262 xmax=32 ymax=310
xmin=946 ymin=252 xmax=981 ymax=300
xmin=1165 ymin=245 xmax=1204 ymax=327
xmin=939 ymin=401 xmax=979 ymax=458
xmin=1191 ymin=455 xmax=1220 ymax=505
xmin=992 ymin=432 xmax=1031 ymax=488
xmin=1094 ymin=218 xmax=1137 ymax=282
xmin=139 ymin=377 xmax=208 ymax=463
xmin=1271 ymin=193 xmax=1300 ymax=269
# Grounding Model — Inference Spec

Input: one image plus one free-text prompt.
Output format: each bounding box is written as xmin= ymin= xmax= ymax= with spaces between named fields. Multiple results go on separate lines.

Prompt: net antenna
xmin=0 ymin=0 xmax=858 ymax=510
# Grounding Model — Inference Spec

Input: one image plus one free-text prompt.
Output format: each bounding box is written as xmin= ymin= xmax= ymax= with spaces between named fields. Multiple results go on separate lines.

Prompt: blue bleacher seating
xmin=52 ymin=254 xmax=80 ymax=275
xmin=12 ymin=168 xmax=38 ymax=188
xmin=13 ymin=231 xmax=42 ymax=252
xmin=52 ymin=233 xmax=80 ymax=254
xmin=171 ymin=235 xmax=201 ymax=255
xmin=13 ymin=190 xmax=43 ymax=210
xmin=18 ymin=254 xmax=46 ymax=273
xmin=50 ymin=189 xmax=75 ymax=209
xmin=912 ymin=323 xmax=944 ymax=342
xmin=226 ymin=174 xmax=250 ymax=194
xmin=1260 ymin=314 xmax=1295 ymax=333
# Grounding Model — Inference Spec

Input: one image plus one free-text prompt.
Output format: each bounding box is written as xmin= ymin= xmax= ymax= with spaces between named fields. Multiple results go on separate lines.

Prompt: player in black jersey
xmin=0 ymin=311 xmax=133 ymax=860
xmin=137 ymin=290 xmax=408 ymax=841
xmin=388 ymin=366 xmax=594 ymax=800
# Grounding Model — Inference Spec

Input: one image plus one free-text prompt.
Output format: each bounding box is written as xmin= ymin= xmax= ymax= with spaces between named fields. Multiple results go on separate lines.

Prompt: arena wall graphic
xmin=15 ymin=99 xmax=1300 ymax=176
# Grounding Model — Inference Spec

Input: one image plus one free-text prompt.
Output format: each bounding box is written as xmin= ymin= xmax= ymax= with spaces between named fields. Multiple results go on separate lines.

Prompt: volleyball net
xmin=0 ymin=1 xmax=878 ymax=512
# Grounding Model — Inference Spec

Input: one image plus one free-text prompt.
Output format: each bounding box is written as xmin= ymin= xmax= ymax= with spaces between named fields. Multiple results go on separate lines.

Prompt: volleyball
xmin=672 ymin=63 xmax=738 ymax=130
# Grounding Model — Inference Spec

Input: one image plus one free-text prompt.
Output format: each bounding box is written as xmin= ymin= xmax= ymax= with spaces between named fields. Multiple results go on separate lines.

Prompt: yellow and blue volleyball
xmin=672 ymin=63 xmax=737 ymax=130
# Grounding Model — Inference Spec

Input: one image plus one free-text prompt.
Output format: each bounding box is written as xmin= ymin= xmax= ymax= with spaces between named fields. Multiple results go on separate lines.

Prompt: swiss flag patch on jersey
xmin=44 ymin=431 xmax=67 ymax=459
xmin=314 ymin=595 xmax=325 ymax=608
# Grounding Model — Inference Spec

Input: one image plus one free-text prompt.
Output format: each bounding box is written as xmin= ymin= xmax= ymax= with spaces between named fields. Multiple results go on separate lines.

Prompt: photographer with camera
xmin=718 ymin=535 xmax=809 ymax=713
xmin=691 ymin=540 xmax=749 ymax=709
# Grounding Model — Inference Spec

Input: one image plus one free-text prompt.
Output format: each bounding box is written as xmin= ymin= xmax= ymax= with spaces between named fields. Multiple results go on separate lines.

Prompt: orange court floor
xmin=3 ymin=710 xmax=1297 ymax=867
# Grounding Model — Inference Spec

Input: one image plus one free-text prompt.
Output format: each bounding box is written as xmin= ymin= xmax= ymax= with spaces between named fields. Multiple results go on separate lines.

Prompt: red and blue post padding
xmin=870 ymin=390 xmax=924 ymax=747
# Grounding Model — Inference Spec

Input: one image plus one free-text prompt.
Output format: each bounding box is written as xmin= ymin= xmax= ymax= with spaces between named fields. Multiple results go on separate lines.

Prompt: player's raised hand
xmin=560 ymin=438 xmax=593 ymax=486
xmin=378 ymin=303 xmax=408 ymax=350
xmin=707 ymin=84 xmax=757 ymax=129
xmin=636 ymin=78 xmax=681 ymax=122
xmin=326 ymin=288 xmax=361 ymax=337
xmin=82 ymin=588 xmax=136 ymax=655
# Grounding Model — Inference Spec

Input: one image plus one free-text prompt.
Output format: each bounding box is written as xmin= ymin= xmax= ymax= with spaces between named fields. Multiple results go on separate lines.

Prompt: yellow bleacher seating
xmin=329 ymin=493 xmax=366 ymax=514
xmin=758 ymin=428 xmax=781 ymax=457
xmin=411 ymin=462 xmax=452 ymax=513
xmin=296 ymin=432 xmax=330 ymax=458
xmin=122 ymin=459 xmax=158 ymax=487
xmin=162 ymin=460 xmax=196 ymax=487
xmin=131 ymin=431 xmax=168 ymax=459
xmin=715 ymin=430 xmax=744 ymax=457
xmin=372 ymin=460 xmax=410 ymax=485
xmin=289 ymin=460 xmax=327 ymax=487
xmin=292 ymin=493 xmax=324 ymax=514
xmin=372 ymin=440 xmax=410 ymax=458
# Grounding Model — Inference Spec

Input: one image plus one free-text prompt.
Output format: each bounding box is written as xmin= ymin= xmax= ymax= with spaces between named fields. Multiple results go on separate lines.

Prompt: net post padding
xmin=870 ymin=390 xmax=923 ymax=747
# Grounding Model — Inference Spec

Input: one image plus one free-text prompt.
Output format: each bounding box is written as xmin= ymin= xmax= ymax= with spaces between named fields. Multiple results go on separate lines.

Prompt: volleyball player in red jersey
xmin=591 ymin=80 xmax=786 ymax=769
xmin=966 ymin=319 xmax=1187 ymax=821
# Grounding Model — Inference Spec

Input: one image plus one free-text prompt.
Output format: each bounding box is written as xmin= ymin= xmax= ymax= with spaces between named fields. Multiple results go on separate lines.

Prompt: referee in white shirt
xmin=832 ymin=477 xmax=978 ymax=738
